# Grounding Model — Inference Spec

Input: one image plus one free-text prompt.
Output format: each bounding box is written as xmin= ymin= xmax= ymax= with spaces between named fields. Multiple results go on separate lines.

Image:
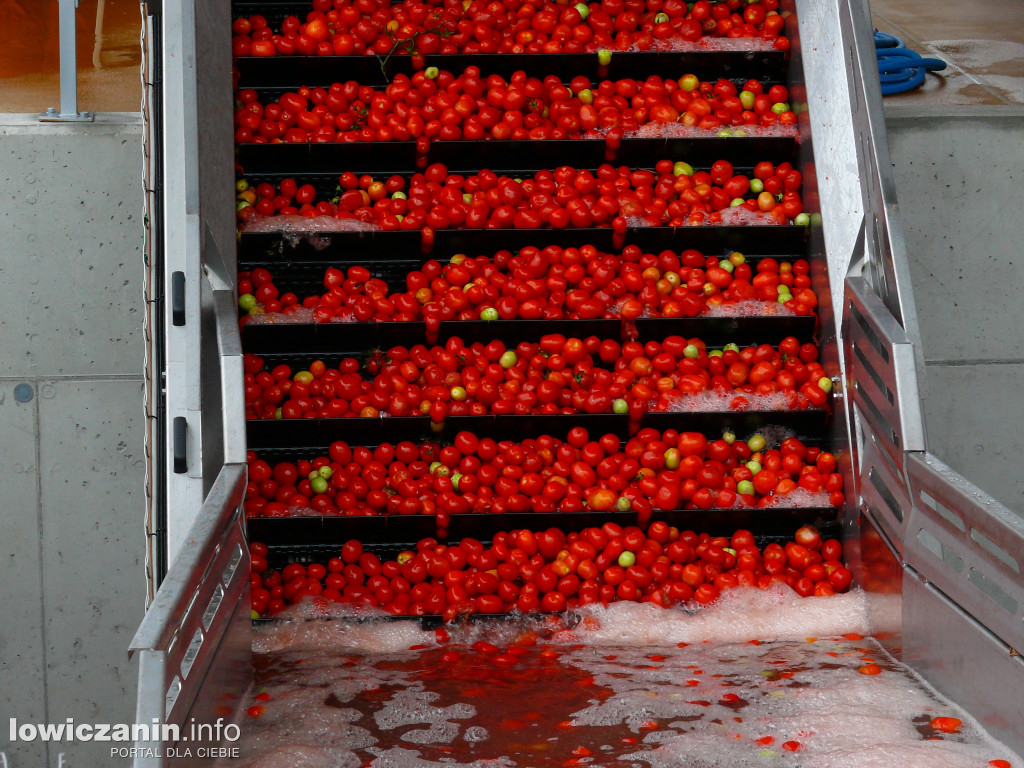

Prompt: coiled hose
xmin=874 ymin=31 xmax=947 ymax=95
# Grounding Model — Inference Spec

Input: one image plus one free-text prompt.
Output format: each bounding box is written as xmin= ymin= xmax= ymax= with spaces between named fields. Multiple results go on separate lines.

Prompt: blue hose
xmin=873 ymin=31 xmax=946 ymax=95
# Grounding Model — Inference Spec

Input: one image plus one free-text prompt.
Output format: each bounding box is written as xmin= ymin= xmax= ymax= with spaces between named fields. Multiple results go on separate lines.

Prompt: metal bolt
xmin=14 ymin=383 xmax=34 ymax=403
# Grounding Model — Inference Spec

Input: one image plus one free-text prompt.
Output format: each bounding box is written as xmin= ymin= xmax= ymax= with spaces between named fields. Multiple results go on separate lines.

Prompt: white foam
xmin=253 ymin=615 xmax=435 ymax=655
xmin=366 ymin=746 xmax=515 ymax=768
xmin=559 ymin=585 xmax=874 ymax=646
xmin=234 ymin=745 xmax=363 ymax=768
xmin=641 ymin=37 xmax=778 ymax=52
xmin=716 ymin=206 xmax=779 ymax=225
xmin=237 ymin=586 xmax=1024 ymax=768
xmin=246 ymin=307 xmax=316 ymax=324
xmin=621 ymin=123 xmax=798 ymax=139
xmin=763 ymin=488 xmax=832 ymax=508
xmin=243 ymin=214 xmax=381 ymax=234
xmin=625 ymin=215 xmax=656 ymax=228
xmin=660 ymin=389 xmax=796 ymax=412
xmin=704 ymin=299 xmax=797 ymax=317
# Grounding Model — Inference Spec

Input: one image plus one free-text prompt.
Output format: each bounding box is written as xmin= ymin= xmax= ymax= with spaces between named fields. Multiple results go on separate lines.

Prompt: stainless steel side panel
xmin=903 ymin=570 xmax=1024 ymax=758
xmin=905 ymin=453 xmax=1024 ymax=657
xmin=130 ymin=465 xmax=251 ymax=768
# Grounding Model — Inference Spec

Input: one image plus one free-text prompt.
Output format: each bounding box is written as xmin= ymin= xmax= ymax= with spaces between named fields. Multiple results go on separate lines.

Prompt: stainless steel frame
xmin=133 ymin=0 xmax=1024 ymax=763
xmin=145 ymin=0 xmax=239 ymax=568
xmin=798 ymin=0 xmax=1024 ymax=758
xmin=39 ymin=0 xmax=95 ymax=122
xmin=130 ymin=465 xmax=251 ymax=768
xmin=136 ymin=1 xmax=249 ymax=765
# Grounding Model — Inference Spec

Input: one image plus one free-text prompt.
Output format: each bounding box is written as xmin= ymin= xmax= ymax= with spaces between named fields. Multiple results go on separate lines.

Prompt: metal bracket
xmin=40 ymin=0 xmax=95 ymax=123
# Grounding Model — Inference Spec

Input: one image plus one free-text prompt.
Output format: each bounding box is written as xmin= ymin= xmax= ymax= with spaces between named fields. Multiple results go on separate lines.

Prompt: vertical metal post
xmin=40 ymin=0 xmax=95 ymax=122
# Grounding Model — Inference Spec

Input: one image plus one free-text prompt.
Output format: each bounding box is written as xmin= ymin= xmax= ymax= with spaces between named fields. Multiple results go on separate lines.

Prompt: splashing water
xmin=620 ymin=123 xmax=798 ymax=140
xmin=242 ymin=214 xmax=381 ymax=254
xmin=228 ymin=586 xmax=1020 ymax=768
xmin=245 ymin=307 xmax=317 ymax=325
xmin=716 ymin=206 xmax=780 ymax=226
xmin=637 ymin=37 xmax=779 ymax=53
xmin=703 ymin=299 xmax=798 ymax=317
xmin=660 ymin=389 xmax=796 ymax=412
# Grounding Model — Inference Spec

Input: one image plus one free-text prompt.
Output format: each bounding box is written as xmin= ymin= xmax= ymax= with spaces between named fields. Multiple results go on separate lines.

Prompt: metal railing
xmin=39 ymin=0 xmax=95 ymax=122
xmin=129 ymin=464 xmax=251 ymax=768
xmin=829 ymin=2 xmax=1024 ymax=757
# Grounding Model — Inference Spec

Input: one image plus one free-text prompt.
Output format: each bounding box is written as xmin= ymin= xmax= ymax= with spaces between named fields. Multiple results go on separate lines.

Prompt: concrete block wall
xmin=0 ymin=115 xmax=146 ymax=768
xmin=886 ymin=106 xmax=1024 ymax=515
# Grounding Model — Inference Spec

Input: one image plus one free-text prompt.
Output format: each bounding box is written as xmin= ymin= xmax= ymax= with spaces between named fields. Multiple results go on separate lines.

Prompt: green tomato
xmin=425 ymin=66 xmax=439 ymax=80
xmin=722 ymin=430 xmax=736 ymax=445
xmin=618 ymin=551 xmax=636 ymax=568
xmin=683 ymin=344 xmax=700 ymax=359
xmin=310 ymin=476 xmax=329 ymax=495
xmin=318 ymin=466 xmax=333 ymax=479
xmin=749 ymin=178 xmax=764 ymax=194
xmin=771 ymin=102 xmax=790 ymax=114
xmin=718 ymin=259 xmax=734 ymax=273
xmin=723 ymin=343 xmax=740 ymax=353
xmin=577 ymin=88 xmax=593 ymax=105
xmin=575 ymin=2 xmax=590 ymax=19
xmin=747 ymin=434 xmax=766 ymax=452
xmin=238 ymin=293 xmax=257 ymax=311
xmin=673 ymin=161 xmax=694 ymax=177
xmin=737 ymin=480 xmax=755 ymax=496
xmin=616 ymin=496 xmax=631 ymax=512
xmin=597 ymin=48 xmax=612 ymax=66
xmin=480 ymin=307 xmax=499 ymax=322
xmin=745 ymin=460 xmax=762 ymax=474
xmin=612 ymin=398 xmax=629 ymax=414
xmin=739 ymin=90 xmax=755 ymax=110
xmin=794 ymin=212 xmax=811 ymax=226
xmin=451 ymin=473 xmax=462 ymax=491
xmin=818 ymin=376 xmax=834 ymax=393
xmin=499 ymin=350 xmax=518 ymax=369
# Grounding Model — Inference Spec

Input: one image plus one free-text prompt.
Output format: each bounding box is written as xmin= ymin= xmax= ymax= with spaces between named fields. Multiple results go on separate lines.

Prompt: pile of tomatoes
xmin=249 ymin=522 xmax=852 ymax=618
xmin=232 ymin=0 xmax=789 ymax=59
xmin=236 ymin=0 xmax=850 ymax=624
xmin=243 ymin=333 xmax=830 ymax=421
xmin=238 ymin=248 xmax=817 ymax=325
xmin=235 ymin=71 xmax=794 ymax=145
xmin=245 ymin=427 xmax=844 ymax=523
xmin=236 ymin=159 xmax=804 ymax=229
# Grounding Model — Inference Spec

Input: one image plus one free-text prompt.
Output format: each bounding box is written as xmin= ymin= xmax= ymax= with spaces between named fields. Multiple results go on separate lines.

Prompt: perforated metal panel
xmin=131 ymin=465 xmax=251 ymax=768
xmin=906 ymin=453 xmax=1024 ymax=652
xmin=845 ymin=276 xmax=926 ymax=465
